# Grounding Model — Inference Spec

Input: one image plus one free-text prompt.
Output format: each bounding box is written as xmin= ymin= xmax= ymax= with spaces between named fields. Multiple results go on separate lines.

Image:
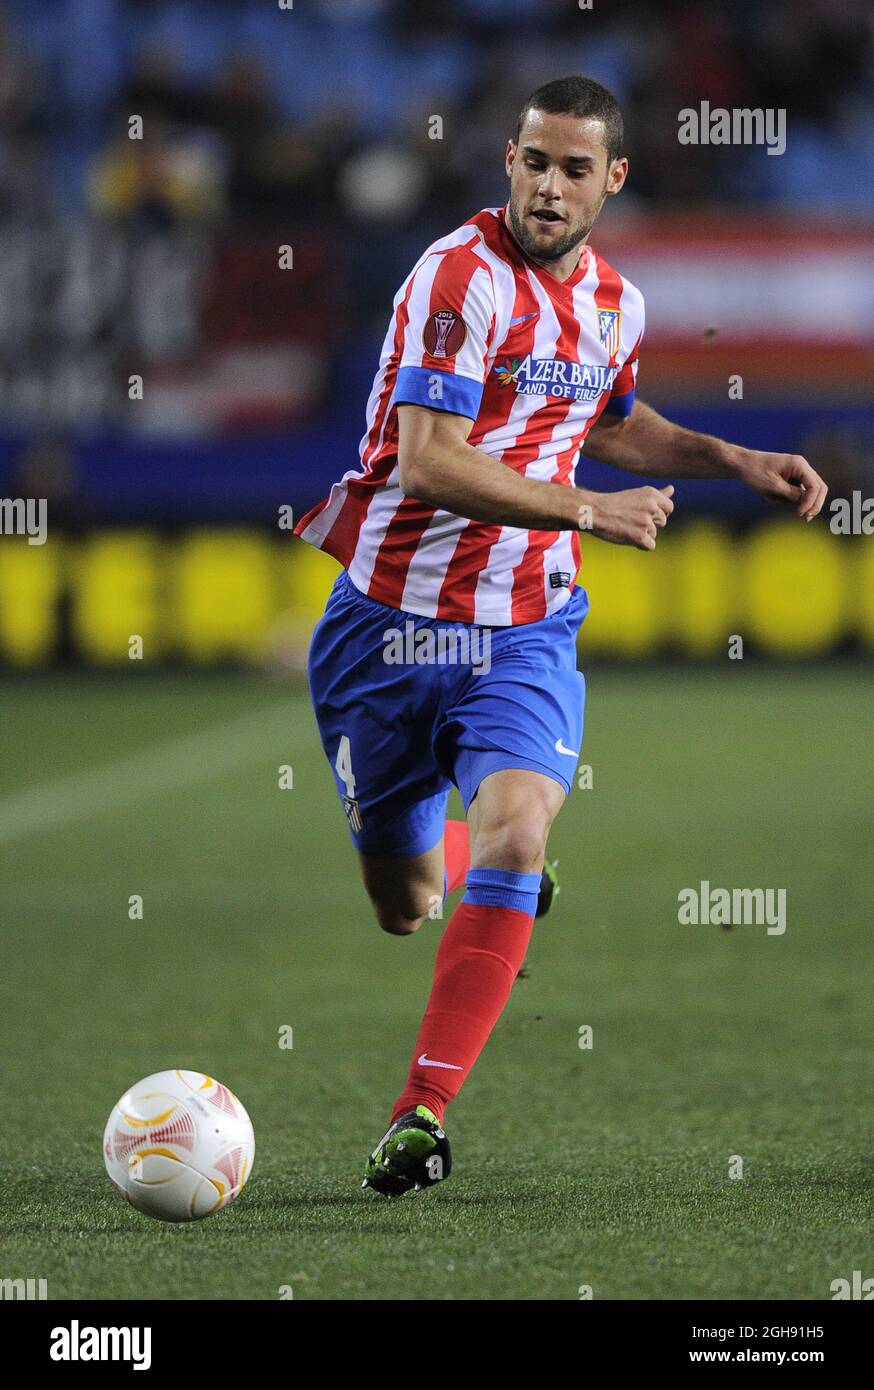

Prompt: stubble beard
xmin=506 ymin=191 xmax=604 ymax=265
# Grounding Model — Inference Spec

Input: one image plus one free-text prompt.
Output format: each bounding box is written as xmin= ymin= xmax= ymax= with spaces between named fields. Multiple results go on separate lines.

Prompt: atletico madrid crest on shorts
xmin=597 ymin=307 xmax=622 ymax=358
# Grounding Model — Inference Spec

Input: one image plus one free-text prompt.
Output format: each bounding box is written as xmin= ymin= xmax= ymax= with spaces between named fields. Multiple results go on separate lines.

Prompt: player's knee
xmin=471 ymin=818 xmax=548 ymax=875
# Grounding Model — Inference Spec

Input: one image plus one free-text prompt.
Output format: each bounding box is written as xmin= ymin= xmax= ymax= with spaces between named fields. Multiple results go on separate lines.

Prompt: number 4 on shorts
xmin=335 ymin=735 xmax=363 ymax=832
xmin=335 ymin=734 xmax=356 ymax=797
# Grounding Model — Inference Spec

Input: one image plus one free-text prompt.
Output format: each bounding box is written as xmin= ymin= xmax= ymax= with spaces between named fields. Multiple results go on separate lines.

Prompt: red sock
xmin=443 ymin=819 xmax=470 ymax=895
xmin=391 ymin=868 xmax=539 ymax=1124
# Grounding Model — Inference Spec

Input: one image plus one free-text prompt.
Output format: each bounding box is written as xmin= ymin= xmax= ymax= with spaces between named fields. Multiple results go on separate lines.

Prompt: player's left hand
xmin=735 ymin=450 xmax=828 ymax=521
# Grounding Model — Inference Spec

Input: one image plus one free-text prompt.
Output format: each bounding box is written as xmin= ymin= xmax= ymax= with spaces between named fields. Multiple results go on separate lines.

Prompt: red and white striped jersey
xmin=295 ymin=205 xmax=644 ymax=626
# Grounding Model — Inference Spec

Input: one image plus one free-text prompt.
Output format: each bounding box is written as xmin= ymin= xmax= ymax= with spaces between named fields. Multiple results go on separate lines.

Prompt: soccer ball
xmin=103 ymin=1069 xmax=255 ymax=1222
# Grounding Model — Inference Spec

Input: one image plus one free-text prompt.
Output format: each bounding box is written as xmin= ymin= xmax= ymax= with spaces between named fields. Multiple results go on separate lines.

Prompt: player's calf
xmin=359 ymin=844 xmax=444 ymax=936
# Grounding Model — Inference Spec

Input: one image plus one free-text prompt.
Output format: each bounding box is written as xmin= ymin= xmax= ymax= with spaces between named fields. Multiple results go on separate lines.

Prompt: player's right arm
xmin=397 ymin=404 xmax=674 ymax=552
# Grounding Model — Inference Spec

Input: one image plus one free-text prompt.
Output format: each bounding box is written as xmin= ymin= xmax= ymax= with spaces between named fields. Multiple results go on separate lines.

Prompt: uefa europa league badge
xmin=423 ymin=309 xmax=467 ymax=358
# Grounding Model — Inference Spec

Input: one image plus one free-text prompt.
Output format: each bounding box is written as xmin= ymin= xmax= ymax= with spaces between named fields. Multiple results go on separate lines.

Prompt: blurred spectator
xmin=88 ymin=111 xmax=225 ymax=229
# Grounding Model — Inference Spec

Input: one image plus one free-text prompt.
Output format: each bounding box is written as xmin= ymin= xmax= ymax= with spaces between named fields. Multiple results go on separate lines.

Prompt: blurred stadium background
xmin=0 ymin=0 xmax=872 ymax=664
xmin=2 ymin=0 xmax=873 ymax=1301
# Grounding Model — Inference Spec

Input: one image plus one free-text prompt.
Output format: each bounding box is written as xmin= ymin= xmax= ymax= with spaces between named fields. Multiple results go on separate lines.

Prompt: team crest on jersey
xmin=423 ymin=309 xmax=467 ymax=358
xmin=342 ymin=795 xmax=363 ymax=833
xmin=597 ymin=308 xmax=622 ymax=358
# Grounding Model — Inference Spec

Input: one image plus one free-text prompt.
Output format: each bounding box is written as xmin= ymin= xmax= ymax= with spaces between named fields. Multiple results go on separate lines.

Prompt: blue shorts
xmin=307 ymin=571 xmax=588 ymax=857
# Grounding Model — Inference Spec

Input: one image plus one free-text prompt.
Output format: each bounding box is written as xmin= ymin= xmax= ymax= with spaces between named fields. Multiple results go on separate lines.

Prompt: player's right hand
xmin=581 ymin=485 xmax=675 ymax=551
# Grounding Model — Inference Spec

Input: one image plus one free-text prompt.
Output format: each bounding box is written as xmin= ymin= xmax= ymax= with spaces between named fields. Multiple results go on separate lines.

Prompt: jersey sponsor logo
xmin=423 ymin=308 xmax=467 ymax=358
xmin=597 ymin=307 xmax=622 ymax=357
xmin=492 ymin=353 xmax=619 ymax=402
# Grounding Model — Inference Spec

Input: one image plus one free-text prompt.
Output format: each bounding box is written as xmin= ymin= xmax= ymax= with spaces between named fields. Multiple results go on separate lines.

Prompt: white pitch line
xmin=0 ymin=701 xmax=313 ymax=845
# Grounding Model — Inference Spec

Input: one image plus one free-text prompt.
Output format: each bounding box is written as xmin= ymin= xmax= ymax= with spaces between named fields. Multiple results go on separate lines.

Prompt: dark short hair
xmin=516 ymin=75 xmax=624 ymax=164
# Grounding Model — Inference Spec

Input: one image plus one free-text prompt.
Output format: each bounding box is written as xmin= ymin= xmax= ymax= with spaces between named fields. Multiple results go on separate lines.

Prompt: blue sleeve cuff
xmin=392 ymin=365 xmax=483 ymax=420
xmin=604 ymin=387 xmax=635 ymax=418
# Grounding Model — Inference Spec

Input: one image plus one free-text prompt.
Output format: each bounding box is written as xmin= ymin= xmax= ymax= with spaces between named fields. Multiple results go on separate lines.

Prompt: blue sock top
xmin=463 ymin=866 xmax=541 ymax=915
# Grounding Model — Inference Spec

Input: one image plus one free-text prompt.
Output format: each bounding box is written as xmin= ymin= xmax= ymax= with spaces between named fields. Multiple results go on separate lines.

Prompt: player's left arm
xmin=584 ymin=398 xmax=828 ymax=521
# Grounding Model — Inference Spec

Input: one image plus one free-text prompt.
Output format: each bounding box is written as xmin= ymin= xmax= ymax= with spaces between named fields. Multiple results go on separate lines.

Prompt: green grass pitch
xmin=1 ymin=667 xmax=871 ymax=1300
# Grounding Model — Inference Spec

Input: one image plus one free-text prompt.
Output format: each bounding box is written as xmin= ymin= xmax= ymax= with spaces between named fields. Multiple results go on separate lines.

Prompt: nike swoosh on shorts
xmin=554 ymin=739 xmax=579 ymax=757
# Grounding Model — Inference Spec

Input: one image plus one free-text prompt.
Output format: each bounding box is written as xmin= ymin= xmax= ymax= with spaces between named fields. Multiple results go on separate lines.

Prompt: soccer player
xmin=294 ymin=76 xmax=827 ymax=1196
